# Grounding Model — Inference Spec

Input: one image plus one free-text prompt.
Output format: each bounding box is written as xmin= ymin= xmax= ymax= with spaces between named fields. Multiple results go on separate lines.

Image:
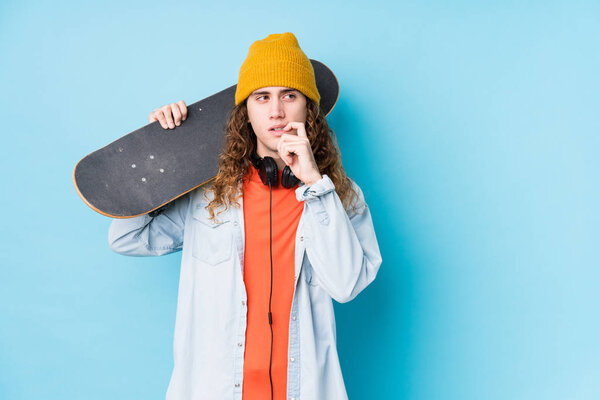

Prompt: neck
xmin=273 ymin=157 xmax=286 ymax=171
xmin=256 ymin=148 xmax=287 ymax=171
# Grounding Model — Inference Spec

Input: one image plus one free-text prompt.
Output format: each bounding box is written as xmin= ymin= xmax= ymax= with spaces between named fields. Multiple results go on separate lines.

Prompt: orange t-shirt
xmin=241 ymin=166 xmax=304 ymax=400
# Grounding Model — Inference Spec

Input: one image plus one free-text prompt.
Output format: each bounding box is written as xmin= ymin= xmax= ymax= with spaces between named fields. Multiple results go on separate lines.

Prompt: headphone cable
xmin=268 ymin=182 xmax=274 ymax=400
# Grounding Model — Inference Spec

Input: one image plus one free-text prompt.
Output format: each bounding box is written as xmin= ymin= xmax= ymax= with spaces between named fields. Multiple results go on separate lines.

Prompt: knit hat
xmin=235 ymin=32 xmax=321 ymax=106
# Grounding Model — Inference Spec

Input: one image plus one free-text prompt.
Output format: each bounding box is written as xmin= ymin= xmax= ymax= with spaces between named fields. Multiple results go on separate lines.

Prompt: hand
xmin=276 ymin=121 xmax=323 ymax=186
xmin=149 ymin=100 xmax=188 ymax=129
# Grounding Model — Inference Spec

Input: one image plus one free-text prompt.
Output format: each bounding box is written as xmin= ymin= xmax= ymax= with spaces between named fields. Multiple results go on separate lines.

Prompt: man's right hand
xmin=149 ymin=100 xmax=188 ymax=129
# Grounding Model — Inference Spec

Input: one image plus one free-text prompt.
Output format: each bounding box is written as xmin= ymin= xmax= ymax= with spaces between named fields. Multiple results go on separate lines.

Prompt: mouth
xmin=269 ymin=124 xmax=286 ymax=132
xmin=270 ymin=129 xmax=285 ymax=137
xmin=269 ymin=124 xmax=287 ymax=137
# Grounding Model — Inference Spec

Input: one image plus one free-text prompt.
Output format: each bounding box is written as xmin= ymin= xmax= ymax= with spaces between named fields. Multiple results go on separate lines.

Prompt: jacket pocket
xmin=191 ymin=204 xmax=233 ymax=266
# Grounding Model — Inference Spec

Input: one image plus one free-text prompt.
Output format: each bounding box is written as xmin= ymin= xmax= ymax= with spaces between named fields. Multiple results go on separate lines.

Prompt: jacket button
xmin=235 ymin=383 xmax=240 ymax=387
xmin=242 ymin=300 xmax=246 ymax=305
xmin=292 ymin=316 xmax=296 ymax=321
xmin=233 ymin=221 xmax=238 ymax=226
xmin=290 ymin=357 xmax=295 ymax=362
xmin=300 ymin=236 xmax=303 ymax=241
xmin=238 ymin=342 xmax=243 ymax=347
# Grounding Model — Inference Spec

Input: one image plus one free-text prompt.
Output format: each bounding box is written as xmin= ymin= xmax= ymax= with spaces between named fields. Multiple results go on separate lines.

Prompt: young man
xmin=108 ymin=32 xmax=382 ymax=400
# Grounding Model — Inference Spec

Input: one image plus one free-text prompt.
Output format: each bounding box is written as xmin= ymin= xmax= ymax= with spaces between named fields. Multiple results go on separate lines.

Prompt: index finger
xmin=284 ymin=121 xmax=307 ymax=137
xmin=177 ymin=100 xmax=187 ymax=121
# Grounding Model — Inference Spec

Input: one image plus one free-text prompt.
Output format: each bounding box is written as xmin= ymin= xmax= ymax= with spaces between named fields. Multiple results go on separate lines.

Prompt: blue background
xmin=1 ymin=0 xmax=599 ymax=399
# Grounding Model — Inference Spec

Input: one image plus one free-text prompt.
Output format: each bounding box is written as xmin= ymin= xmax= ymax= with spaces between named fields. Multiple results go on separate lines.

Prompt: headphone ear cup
xmin=250 ymin=151 xmax=261 ymax=170
xmin=281 ymin=166 xmax=300 ymax=188
xmin=251 ymin=151 xmax=278 ymax=187
xmin=262 ymin=156 xmax=279 ymax=187
xmin=250 ymin=151 xmax=300 ymax=188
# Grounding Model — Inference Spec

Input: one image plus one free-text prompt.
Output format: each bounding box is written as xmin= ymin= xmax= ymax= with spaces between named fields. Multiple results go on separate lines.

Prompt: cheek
xmin=296 ymin=103 xmax=308 ymax=121
xmin=297 ymin=111 xmax=307 ymax=124
xmin=298 ymin=97 xmax=307 ymax=119
xmin=246 ymin=102 xmax=257 ymax=125
xmin=287 ymin=109 xmax=303 ymax=123
xmin=247 ymin=108 xmax=265 ymax=131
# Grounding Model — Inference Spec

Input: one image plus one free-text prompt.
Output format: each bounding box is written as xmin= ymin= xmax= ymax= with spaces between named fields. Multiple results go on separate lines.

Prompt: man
xmin=109 ymin=32 xmax=382 ymax=400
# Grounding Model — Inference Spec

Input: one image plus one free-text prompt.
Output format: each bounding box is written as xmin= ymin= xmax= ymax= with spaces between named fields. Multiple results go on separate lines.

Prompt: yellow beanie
xmin=235 ymin=32 xmax=321 ymax=106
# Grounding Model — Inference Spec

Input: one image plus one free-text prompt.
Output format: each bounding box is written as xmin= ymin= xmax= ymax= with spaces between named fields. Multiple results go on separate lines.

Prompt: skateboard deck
xmin=73 ymin=59 xmax=339 ymax=218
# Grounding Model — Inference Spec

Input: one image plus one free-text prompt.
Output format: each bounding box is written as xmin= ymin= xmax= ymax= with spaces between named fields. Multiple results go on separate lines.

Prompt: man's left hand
xmin=277 ymin=121 xmax=323 ymax=186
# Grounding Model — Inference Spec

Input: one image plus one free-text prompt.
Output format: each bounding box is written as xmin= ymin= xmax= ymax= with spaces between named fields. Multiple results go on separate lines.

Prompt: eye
xmin=284 ymin=93 xmax=296 ymax=99
xmin=256 ymin=95 xmax=268 ymax=101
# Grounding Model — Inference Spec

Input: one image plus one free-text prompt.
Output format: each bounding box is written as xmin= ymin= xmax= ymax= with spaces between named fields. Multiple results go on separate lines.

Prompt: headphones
xmin=250 ymin=151 xmax=301 ymax=189
xmin=249 ymin=150 xmax=299 ymax=400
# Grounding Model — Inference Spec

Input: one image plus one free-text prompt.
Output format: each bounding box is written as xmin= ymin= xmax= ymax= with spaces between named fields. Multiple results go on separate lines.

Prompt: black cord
xmin=268 ymin=182 xmax=274 ymax=400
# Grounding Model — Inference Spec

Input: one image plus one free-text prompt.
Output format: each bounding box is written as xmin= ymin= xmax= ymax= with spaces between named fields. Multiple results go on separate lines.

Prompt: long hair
xmin=203 ymin=97 xmax=360 ymax=221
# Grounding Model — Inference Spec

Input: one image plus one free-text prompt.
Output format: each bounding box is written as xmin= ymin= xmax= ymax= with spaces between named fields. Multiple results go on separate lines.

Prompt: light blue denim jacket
xmin=108 ymin=174 xmax=382 ymax=400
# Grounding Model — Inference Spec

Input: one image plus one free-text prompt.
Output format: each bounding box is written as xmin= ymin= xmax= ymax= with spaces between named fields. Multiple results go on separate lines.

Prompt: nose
xmin=269 ymin=97 xmax=285 ymax=119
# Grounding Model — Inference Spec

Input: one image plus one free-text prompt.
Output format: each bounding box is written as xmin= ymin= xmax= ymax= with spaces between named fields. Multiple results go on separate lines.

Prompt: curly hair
xmin=203 ymin=97 xmax=361 ymax=222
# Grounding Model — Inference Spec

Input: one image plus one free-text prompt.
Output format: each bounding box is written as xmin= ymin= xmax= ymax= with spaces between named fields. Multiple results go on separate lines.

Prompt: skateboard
xmin=73 ymin=59 xmax=339 ymax=218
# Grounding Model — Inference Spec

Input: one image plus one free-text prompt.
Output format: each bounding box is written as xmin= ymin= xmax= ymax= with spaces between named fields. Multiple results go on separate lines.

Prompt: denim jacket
xmin=108 ymin=174 xmax=382 ymax=400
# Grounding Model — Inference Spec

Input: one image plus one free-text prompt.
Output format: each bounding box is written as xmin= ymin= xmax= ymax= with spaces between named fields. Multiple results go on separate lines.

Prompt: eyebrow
xmin=250 ymin=88 xmax=298 ymax=96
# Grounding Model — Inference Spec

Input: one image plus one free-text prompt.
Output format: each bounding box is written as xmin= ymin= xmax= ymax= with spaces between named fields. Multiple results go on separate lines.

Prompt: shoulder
xmin=188 ymin=180 xmax=239 ymax=220
xmin=189 ymin=180 xmax=218 ymax=205
xmin=348 ymin=177 xmax=361 ymax=194
xmin=345 ymin=176 xmax=368 ymax=217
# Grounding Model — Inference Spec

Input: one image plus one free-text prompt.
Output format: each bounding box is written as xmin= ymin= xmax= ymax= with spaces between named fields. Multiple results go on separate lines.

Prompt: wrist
xmin=304 ymin=173 xmax=323 ymax=186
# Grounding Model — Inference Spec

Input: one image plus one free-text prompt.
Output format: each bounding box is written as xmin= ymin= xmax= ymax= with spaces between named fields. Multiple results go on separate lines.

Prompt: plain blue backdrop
xmin=1 ymin=0 xmax=599 ymax=399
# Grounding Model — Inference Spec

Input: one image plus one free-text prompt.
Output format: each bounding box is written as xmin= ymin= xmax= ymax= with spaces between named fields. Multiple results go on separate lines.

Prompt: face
xmin=246 ymin=86 xmax=307 ymax=160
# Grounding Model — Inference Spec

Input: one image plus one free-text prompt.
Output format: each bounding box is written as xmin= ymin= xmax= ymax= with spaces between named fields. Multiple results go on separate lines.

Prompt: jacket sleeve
xmin=107 ymin=192 xmax=192 ymax=257
xmin=295 ymin=174 xmax=383 ymax=303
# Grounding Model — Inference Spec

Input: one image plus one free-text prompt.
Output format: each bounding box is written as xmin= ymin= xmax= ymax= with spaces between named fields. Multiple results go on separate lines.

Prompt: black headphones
xmin=250 ymin=151 xmax=301 ymax=188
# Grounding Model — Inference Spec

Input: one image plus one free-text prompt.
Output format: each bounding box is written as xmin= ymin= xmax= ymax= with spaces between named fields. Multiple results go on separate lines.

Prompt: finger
xmin=277 ymin=139 xmax=291 ymax=165
xmin=161 ymin=105 xmax=175 ymax=129
xmin=178 ymin=100 xmax=187 ymax=121
xmin=170 ymin=103 xmax=182 ymax=126
xmin=277 ymin=141 xmax=290 ymax=165
xmin=279 ymin=135 xmax=311 ymax=154
xmin=284 ymin=122 xmax=307 ymax=138
xmin=280 ymin=133 xmax=308 ymax=143
xmin=281 ymin=141 xmax=304 ymax=154
xmin=154 ymin=110 xmax=169 ymax=129
xmin=277 ymin=136 xmax=294 ymax=157
xmin=282 ymin=122 xmax=300 ymax=134
xmin=163 ymin=106 xmax=175 ymax=129
xmin=279 ymin=141 xmax=300 ymax=165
